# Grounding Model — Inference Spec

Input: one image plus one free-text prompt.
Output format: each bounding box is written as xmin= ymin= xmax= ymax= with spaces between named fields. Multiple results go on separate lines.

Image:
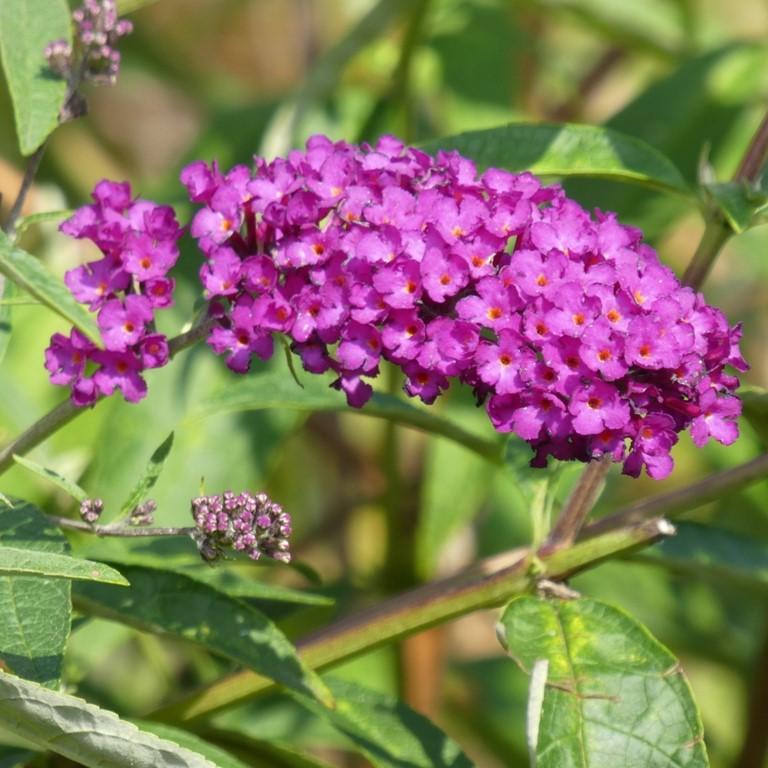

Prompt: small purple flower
xmin=569 ymin=381 xmax=630 ymax=436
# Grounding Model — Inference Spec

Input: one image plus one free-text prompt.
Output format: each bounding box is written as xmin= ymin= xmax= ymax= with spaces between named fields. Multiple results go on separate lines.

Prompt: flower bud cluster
xmin=182 ymin=135 xmax=746 ymax=479
xmin=191 ymin=491 xmax=292 ymax=563
xmin=45 ymin=181 xmax=182 ymax=406
xmin=45 ymin=0 xmax=133 ymax=86
xmin=79 ymin=497 xmax=104 ymax=524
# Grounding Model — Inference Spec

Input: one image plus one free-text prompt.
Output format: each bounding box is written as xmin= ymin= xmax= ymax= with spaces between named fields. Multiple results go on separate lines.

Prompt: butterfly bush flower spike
xmin=45 ymin=181 xmax=182 ymax=405
xmin=183 ymin=135 xmax=746 ymax=480
xmin=191 ymin=492 xmax=292 ymax=563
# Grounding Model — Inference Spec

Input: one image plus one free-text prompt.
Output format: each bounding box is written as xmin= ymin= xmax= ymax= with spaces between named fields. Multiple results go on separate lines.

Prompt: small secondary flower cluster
xmin=182 ymin=135 xmax=745 ymax=479
xmin=191 ymin=491 xmax=292 ymax=563
xmin=45 ymin=0 xmax=133 ymax=87
xmin=45 ymin=181 xmax=182 ymax=405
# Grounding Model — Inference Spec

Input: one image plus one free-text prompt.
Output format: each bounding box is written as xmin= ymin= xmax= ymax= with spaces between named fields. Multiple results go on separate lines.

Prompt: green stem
xmin=0 ymin=317 xmax=215 ymax=477
xmin=151 ymin=516 xmax=673 ymax=723
xmin=45 ymin=514 xmax=194 ymax=538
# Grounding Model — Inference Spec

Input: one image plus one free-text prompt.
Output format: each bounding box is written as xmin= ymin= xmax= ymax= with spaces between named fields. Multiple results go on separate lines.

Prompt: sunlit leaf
xmin=498 ymin=596 xmax=709 ymax=768
xmin=12 ymin=454 xmax=88 ymax=503
xmin=0 ymin=499 xmax=70 ymax=687
xmin=0 ymin=672 xmax=217 ymax=767
xmin=0 ymin=231 xmax=100 ymax=345
xmin=420 ymin=123 xmax=691 ymax=195
xmin=0 ymin=546 xmax=127 ymax=585
xmin=0 ymin=0 xmax=70 ymax=154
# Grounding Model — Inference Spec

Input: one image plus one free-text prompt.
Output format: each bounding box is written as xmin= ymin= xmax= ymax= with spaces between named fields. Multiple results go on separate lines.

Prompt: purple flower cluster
xmin=45 ymin=181 xmax=182 ymax=406
xmin=182 ymin=135 xmax=746 ymax=479
xmin=191 ymin=491 xmax=292 ymax=563
xmin=45 ymin=0 xmax=133 ymax=86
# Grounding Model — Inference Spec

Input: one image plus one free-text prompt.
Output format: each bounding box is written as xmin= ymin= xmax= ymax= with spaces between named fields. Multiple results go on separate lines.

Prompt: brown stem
xmin=3 ymin=142 xmax=48 ymax=238
xmin=540 ymin=455 xmax=612 ymax=553
xmin=46 ymin=514 xmax=194 ymax=538
xmin=733 ymin=111 xmax=768 ymax=184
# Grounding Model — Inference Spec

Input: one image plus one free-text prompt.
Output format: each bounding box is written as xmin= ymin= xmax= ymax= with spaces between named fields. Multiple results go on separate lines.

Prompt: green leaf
xmin=498 ymin=596 xmax=709 ymax=768
xmin=72 ymin=539 xmax=333 ymax=605
xmin=635 ymin=521 xmax=768 ymax=592
xmin=416 ymin=412 xmax=495 ymax=579
xmin=0 ymin=277 xmax=12 ymax=368
xmin=192 ymin=371 xmax=502 ymax=464
xmin=705 ymin=182 xmax=768 ymax=233
xmin=119 ymin=432 xmax=174 ymax=517
xmin=0 ymin=546 xmax=127 ymax=585
xmin=72 ymin=564 xmax=334 ymax=707
xmin=296 ymin=677 xmax=474 ymax=768
xmin=0 ymin=0 xmax=70 ymax=154
xmin=12 ymin=454 xmax=88 ymax=503
xmin=420 ymin=123 xmax=691 ymax=196
xmin=0 ymin=231 xmax=101 ymax=345
xmin=131 ymin=722 xmax=251 ymax=768
xmin=0 ymin=499 xmax=70 ymax=688
xmin=13 ymin=209 xmax=73 ymax=239
xmin=0 ymin=672 xmax=219 ymax=767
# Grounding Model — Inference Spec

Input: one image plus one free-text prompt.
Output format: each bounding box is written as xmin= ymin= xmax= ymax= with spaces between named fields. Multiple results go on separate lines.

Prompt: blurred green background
xmin=2 ymin=0 xmax=768 ymax=765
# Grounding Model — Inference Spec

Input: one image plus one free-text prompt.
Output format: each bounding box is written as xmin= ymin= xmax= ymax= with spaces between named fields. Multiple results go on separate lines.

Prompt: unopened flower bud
xmin=130 ymin=499 xmax=156 ymax=526
xmin=79 ymin=497 xmax=104 ymax=524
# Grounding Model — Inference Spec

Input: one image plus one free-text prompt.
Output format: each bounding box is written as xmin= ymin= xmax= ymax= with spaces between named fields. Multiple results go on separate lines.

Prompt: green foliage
xmin=637 ymin=521 xmax=768 ymax=592
xmin=498 ymin=596 xmax=709 ymax=768
xmin=297 ymin=677 xmax=474 ymax=768
xmin=12 ymin=454 xmax=88 ymax=503
xmin=118 ymin=431 xmax=174 ymax=517
xmin=0 ymin=278 xmax=12 ymax=368
xmin=0 ymin=231 xmax=100 ymax=345
xmin=704 ymin=182 xmax=768 ymax=233
xmin=420 ymin=123 xmax=691 ymax=195
xmin=193 ymin=370 xmax=502 ymax=463
xmin=0 ymin=671 xmax=218 ymax=767
xmin=0 ymin=545 xmax=127 ymax=585
xmin=0 ymin=0 xmax=70 ymax=155
xmin=72 ymin=563 xmax=334 ymax=707
xmin=0 ymin=499 xmax=70 ymax=688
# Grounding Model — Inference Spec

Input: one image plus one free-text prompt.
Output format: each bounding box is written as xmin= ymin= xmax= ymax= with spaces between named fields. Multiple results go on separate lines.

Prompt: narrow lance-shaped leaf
xmin=0 ymin=499 xmax=71 ymax=688
xmin=0 ymin=546 xmax=128 ymax=585
xmin=192 ymin=371 xmax=502 ymax=464
xmin=0 ymin=231 xmax=101 ymax=345
xmin=73 ymin=564 xmax=334 ymax=707
xmin=294 ymin=677 xmax=474 ymax=768
xmin=0 ymin=672 xmax=218 ymax=768
xmin=0 ymin=0 xmax=70 ymax=155
xmin=498 ymin=596 xmax=709 ymax=768
xmin=131 ymin=722 xmax=251 ymax=768
xmin=12 ymin=454 xmax=88 ymax=503
xmin=119 ymin=431 xmax=174 ymax=517
xmin=420 ymin=123 xmax=691 ymax=196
